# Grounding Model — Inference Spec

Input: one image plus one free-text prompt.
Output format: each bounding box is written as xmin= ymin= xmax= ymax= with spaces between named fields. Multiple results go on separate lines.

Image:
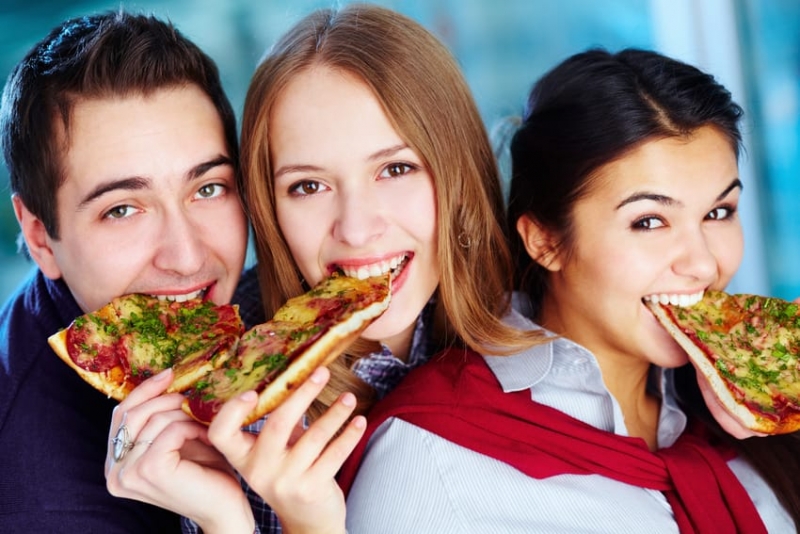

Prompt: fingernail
xmin=154 ymin=368 xmax=172 ymax=381
xmin=239 ymin=390 xmax=257 ymax=402
xmin=341 ymin=392 xmax=356 ymax=407
xmin=352 ymin=415 xmax=366 ymax=429
xmin=309 ymin=367 xmax=326 ymax=384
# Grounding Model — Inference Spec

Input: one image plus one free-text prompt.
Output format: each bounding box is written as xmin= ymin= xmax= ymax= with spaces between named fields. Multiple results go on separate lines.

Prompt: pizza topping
xmin=658 ymin=290 xmax=800 ymax=420
xmin=62 ymin=293 xmax=243 ymax=389
xmin=184 ymin=272 xmax=391 ymax=424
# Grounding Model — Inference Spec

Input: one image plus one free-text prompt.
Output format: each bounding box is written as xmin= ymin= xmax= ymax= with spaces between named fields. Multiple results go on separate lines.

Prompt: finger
xmin=110 ymin=369 xmax=174 ymax=431
xmin=261 ymin=367 xmax=332 ymax=445
xmin=289 ymin=391 xmax=358 ymax=465
xmin=109 ymin=404 xmax=196 ymax=476
xmin=695 ymin=374 xmax=766 ymax=438
xmin=206 ymin=389 xmax=260 ymax=465
xmin=304 ymin=400 xmax=367 ymax=479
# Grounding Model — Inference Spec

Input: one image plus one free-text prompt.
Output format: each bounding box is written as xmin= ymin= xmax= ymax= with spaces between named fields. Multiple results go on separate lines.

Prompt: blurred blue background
xmin=1 ymin=0 xmax=798 ymax=304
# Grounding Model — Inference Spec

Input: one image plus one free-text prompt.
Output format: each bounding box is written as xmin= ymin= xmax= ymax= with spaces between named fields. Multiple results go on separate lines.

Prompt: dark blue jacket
xmin=0 ymin=269 xmax=180 ymax=532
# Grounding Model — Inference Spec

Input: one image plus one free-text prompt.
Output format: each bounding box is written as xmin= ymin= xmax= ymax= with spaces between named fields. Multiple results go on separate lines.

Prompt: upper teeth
xmin=644 ymin=291 xmax=704 ymax=307
xmin=340 ymin=254 xmax=407 ymax=280
xmin=154 ymin=288 xmax=206 ymax=303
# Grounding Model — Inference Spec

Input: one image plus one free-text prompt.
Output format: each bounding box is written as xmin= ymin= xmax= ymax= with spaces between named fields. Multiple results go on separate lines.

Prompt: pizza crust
xmin=181 ymin=275 xmax=391 ymax=425
xmin=48 ymin=329 xmax=133 ymax=401
xmin=646 ymin=300 xmax=800 ymax=434
xmin=242 ymin=296 xmax=388 ymax=426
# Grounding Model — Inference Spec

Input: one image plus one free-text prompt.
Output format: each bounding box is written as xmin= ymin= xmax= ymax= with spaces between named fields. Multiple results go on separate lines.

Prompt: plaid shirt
xmin=182 ymin=268 xmax=435 ymax=533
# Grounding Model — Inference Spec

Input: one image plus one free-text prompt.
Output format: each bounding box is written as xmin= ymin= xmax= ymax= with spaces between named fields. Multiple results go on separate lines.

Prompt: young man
xmin=0 ymin=12 xmax=249 ymax=531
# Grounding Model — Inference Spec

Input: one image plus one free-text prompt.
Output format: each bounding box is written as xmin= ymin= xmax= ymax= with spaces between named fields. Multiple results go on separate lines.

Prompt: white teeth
xmin=340 ymin=254 xmax=407 ymax=280
xmin=645 ymin=291 xmax=704 ymax=307
xmin=153 ymin=288 xmax=206 ymax=303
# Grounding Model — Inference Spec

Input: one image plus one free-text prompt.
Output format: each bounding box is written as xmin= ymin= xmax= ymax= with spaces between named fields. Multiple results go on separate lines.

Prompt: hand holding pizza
xmin=105 ymin=369 xmax=255 ymax=534
xmin=694 ymin=372 xmax=767 ymax=439
xmin=207 ymin=367 xmax=364 ymax=534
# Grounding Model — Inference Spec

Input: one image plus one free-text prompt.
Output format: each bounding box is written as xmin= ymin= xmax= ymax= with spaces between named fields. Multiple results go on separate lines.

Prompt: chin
xmin=361 ymin=305 xmax=416 ymax=350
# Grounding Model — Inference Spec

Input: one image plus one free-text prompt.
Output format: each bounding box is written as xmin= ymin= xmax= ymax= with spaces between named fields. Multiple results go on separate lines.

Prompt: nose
xmin=331 ymin=186 xmax=386 ymax=247
xmin=672 ymin=227 xmax=718 ymax=282
xmin=152 ymin=208 xmax=207 ymax=275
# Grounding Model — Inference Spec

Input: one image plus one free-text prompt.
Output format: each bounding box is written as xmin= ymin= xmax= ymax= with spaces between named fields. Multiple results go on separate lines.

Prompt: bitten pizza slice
xmin=646 ymin=290 xmax=800 ymax=434
xmin=48 ymin=294 xmax=244 ymax=400
xmin=183 ymin=272 xmax=391 ymax=425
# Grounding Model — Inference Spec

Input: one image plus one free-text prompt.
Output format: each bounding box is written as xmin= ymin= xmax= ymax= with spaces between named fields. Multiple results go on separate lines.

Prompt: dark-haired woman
xmin=342 ymin=49 xmax=798 ymax=533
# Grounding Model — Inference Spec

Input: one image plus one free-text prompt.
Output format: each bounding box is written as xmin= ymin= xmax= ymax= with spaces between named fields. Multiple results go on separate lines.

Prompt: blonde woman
xmin=106 ymin=5 xmax=545 ymax=533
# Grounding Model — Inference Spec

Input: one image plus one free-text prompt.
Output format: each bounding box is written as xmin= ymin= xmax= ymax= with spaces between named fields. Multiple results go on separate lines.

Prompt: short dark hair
xmin=0 ymin=10 xmax=239 ymax=239
xmin=507 ymin=48 xmax=743 ymax=310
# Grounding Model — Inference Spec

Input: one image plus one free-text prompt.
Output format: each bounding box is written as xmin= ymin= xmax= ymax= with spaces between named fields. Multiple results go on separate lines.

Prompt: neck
xmin=597 ymin=355 xmax=661 ymax=450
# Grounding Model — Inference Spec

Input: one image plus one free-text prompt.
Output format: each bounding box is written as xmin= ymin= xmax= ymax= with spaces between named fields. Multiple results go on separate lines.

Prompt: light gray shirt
xmin=346 ymin=306 xmax=793 ymax=533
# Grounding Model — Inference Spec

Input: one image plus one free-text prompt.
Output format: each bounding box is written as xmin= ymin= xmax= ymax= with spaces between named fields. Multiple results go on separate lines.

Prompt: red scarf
xmin=339 ymin=348 xmax=767 ymax=534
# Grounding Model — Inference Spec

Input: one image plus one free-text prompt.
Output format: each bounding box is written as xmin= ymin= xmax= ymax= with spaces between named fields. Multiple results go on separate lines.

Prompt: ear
xmin=515 ymin=214 xmax=563 ymax=272
xmin=12 ymin=194 xmax=63 ymax=280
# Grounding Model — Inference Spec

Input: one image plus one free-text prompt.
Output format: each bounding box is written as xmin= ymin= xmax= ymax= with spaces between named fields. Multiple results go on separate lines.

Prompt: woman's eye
xmin=289 ymin=180 xmax=327 ymax=196
xmin=196 ymin=183 xmax=225 ymax=199
xmin=103 ymin=205 xmax=137 ymax=220
xmin=380 ymin=162 xmax=414 ymax=179
xmin=631 ymin=216 xmax=665 ymax=230
xmin=706 ymin=206 xmax=735 ymax=220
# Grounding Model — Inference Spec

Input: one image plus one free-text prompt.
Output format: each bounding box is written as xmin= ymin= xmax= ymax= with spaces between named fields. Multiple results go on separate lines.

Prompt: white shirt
xmin=346 ymin=306 xmax=793 ymax=533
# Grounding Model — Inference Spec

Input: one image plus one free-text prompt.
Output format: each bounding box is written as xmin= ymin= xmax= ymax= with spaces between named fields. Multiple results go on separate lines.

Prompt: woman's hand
xmin=208 ymin=367 xmax=366 ymax=534
xmin=105 ymin=369 xmax=255 ymax=534
xmin=695 ymin=371 xmax=766 ymax=439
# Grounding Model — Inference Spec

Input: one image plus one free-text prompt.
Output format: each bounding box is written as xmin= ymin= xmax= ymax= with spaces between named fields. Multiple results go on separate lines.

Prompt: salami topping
xmin=647 ymin=290 xmax=800 ymax=434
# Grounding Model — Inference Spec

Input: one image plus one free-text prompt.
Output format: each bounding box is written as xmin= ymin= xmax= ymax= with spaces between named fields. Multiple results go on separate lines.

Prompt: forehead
xmin=56 ymin=86 xmax=227 ymax=192
xmin=587 ymin=126 xmax=739 ymax=204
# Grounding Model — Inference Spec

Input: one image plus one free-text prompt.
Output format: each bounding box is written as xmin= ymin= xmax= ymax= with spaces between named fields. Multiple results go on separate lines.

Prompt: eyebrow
xmin=78 ymin=155 xmax=233 ymax=208
xmin=273 ymin=144 xmax=410 ymax=181
xmin=614 ymin=178 xmax=743 ymax=210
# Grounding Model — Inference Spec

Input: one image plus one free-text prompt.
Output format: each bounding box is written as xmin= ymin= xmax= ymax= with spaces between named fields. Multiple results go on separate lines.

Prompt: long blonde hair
xmin=241 ymin=4 xmax=545 ymax=420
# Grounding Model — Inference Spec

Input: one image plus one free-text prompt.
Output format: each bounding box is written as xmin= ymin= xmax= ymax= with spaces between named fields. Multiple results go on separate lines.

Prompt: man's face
xmin=31 ymin=86 xmax=247 ymax=312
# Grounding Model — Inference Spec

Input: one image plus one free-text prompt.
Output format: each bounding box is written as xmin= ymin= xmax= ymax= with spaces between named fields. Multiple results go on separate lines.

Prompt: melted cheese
xmin=668 ymin=291 xmax=800 ymax=415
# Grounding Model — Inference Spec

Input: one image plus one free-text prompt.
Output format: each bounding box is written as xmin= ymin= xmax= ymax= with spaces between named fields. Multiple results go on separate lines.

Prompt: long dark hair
xmin=507 ymin=47 xmax=800 ymax=526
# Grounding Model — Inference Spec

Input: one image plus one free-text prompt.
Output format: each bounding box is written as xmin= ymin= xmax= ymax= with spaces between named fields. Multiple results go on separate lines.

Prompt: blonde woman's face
xmin=270 ymin=66 xmax=439 ymax=359
xmin=538 ymin=125 xmax=743 ymax=369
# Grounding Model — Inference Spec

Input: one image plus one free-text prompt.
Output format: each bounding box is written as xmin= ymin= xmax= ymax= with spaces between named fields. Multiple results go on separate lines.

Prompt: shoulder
xmin=347 ymin=418 xmax=462 ymax=533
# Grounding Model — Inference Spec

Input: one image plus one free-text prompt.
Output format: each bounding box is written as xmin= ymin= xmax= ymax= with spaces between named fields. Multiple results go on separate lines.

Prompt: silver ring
xmin=111 ymin=424 xmax=134 ymax=461
xmin=135 ymin=440 xmax=155 ymax=447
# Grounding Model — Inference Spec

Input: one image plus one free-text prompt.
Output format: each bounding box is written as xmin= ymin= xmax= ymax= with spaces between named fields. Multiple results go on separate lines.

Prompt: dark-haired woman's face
xmin=537 ymin=125 xmax=743 ymax=368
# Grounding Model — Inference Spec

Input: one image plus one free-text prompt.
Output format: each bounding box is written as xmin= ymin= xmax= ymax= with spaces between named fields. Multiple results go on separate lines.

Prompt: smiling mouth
xmin=150 ymin=287 xmax=209 ymax=303
xmin=337 ymin=254 xmax=409 ymax=281
xmin=643 ymin=290 xmax=704 ymax=307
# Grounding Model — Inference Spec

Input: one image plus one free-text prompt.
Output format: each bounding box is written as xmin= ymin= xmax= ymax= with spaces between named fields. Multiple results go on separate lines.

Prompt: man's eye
xmin=196 ymin=184 xmax=225 ymax=199
xmin=103 ymin=205 xmax=136 ymax=220
xmin=631 ymin=216 xmax=665 ymax=230
xmin=380 ymin=163 xmax=414 ymax=179
xmin=289 ymin=180 xmax=326 ymax=196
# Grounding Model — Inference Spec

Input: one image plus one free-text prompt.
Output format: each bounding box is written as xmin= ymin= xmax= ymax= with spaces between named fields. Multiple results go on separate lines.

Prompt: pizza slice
xmin=646 ymin=290 xmax=800 ymax=434
xmin=48 ymin=294 xmax=244 ymax=400
xmin=182 ymin=271 xmax=391 ymax=425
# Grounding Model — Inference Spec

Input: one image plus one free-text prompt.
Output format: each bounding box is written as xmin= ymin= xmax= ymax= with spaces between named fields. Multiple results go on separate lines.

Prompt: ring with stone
xmin=111 ymin=424 xmax=135 ymax=461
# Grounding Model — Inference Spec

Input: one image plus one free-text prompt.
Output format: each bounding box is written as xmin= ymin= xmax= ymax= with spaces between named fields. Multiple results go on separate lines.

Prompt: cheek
xmin=715 ymin=226 xmax=745 ymax=284
xmin=276 ymin=203 xmax=324 ymax=279
xmin=394 ymin=180 xmax=437 ymax=244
